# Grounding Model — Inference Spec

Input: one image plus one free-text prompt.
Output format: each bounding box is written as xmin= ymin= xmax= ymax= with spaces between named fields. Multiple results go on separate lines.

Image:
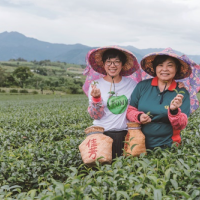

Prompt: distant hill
xmin=0 ymin=31 xmax=200 ymax=64
xmin=0 ymin=31 xmax=93 ymax=64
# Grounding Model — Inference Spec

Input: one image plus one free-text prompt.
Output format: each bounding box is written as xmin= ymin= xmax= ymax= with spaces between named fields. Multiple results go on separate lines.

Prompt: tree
xmin=80 ymin=64 xmax=86 ymax=69
xmin=25 ymin=76 xmax=43 ymax=89
xmin=13 ymin=66 xmax=34 ymax=88
xmin=68 ymin=84 xmax=80 ymax=94
xmin=0 ymin=67 xmax=7 ymax=87
xmin=35 ymin=67 xmax=48 ymax=76
xmin=3 ymin=74 xmax=18 ymax=87
xmin=74 ymin=79 xmax=83 ymax=87
xmin=39 ymin=83 xmax=45 ymax=94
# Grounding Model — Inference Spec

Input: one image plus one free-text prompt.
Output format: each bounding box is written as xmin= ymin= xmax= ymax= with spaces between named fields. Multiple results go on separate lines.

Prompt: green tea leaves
xmin=154 ymin=189 xmax=162 ymax=200
xmin=108 ymin=91 xmax=115 ymax=95
xmin=146 ymin=111 xmax=151 ymax=116
xmin=0 ymin=94 xmax=200 ymax=199
xmin=179 ymin=91 xmax=185 ymax=94
xmin=146 ymin=111 xmax=153 ymax=118
xmin=92 ymin=81 xmax=99 ymax=86
xmin=173 ymin=89 xmax=185 ymax=95
xmin=173 ymin=89 xmax=178 ymax=94
xmin=170 ymin=179 xmax=179 ymax=190
xmin=131 ymin=144 xmax=138 ymax=151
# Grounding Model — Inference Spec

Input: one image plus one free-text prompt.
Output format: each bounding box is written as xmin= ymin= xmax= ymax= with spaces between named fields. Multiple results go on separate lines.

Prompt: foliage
xmin=173 ymin=89 xmax=185 ymax=95
xmin=0 ymin=89 xmax=6 ymax=93
xmin=13 ymin=66 xmax=34 ymax=88
xmin=0 ymin=67 xmax=7 ymax=87
xmin=9 ymin=58 xmax=27 ymax=62
xmin=80 ymin=64 xmax=86 ymax=69
xmin=34 ymin=67 xmax=48 ymax=76
xmin=19 ymin=89 xmax=29 ymax=93
xmin=0 ymin=60 xmax=85 ymax=94
xmin=9 ymin=89 xmax=18 ymax=93
xmin=0 ymin=94 xmax=200 ymax=199
xmin=92 ymin=81 xmax=99 ymax=86
xmin=3 ymin=75 xmax=18 ymax=87
xmin=32 ymin=91 xmax=39 ymax=94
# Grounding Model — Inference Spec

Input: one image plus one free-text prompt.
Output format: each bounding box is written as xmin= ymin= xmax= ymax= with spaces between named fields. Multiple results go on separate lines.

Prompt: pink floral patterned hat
xmin=88 ymin=46 xmax=140 ymax=76
xmin=140 ymin=47 xmax=192 ymax=80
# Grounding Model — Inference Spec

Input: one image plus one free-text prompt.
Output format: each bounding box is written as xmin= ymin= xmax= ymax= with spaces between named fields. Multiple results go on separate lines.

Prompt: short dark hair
xmin=152 ymin=55 xmax=181 ymax=76
xmin=102 ymin=49 xmax=127 ymax=65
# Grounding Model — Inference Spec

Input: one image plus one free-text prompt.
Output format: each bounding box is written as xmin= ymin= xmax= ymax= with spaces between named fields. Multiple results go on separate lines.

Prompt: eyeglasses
xmin=105 ymin=60 xmax=121 ymax=66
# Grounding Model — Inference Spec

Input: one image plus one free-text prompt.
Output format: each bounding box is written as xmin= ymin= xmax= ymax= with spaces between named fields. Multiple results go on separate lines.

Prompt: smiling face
xmin=156 ymin=58 xmax=177 ymax=83
xmin=103 ymin=57 xmax=123 ymax=78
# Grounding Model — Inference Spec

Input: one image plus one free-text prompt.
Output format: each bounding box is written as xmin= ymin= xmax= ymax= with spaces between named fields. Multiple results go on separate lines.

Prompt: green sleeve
xmin=130 ymin=81 xmax=142 ymax=108
xmin=180 ymin=89 xmax=190 ymax=117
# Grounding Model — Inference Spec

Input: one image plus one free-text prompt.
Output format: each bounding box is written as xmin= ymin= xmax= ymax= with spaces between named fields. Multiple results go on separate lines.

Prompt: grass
xmin=197 ymin=92 xmax=200 ymax=100
xmin=0 ymin=87 xmax=66 ymax=95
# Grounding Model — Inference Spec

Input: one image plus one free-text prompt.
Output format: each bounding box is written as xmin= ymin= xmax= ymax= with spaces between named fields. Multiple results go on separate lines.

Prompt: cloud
xmin=0 ymin=0 xmax=200 ymax=54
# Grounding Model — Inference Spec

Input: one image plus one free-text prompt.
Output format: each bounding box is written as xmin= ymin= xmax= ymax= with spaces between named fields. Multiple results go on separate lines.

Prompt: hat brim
xmin=88 ymin=46 xmax=139 ymax=76
xmin=141 ymin=52 xmax=192 ymax=80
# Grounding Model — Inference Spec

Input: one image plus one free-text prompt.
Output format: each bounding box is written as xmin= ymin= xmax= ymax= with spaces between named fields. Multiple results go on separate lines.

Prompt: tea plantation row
xmin=0 ymin=94 xmax=200 ymax=200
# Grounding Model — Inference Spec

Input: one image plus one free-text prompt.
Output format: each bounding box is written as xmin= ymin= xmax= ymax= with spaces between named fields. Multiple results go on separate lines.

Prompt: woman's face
xmin=156 ymin=58 xmax=177 ymax=82
xmin=103 ymin=56 xmax=123 ymax=78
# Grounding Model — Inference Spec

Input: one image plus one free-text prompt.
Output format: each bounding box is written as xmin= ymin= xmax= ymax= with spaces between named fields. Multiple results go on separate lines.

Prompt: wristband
xmin=170 ymin=109 xmax=178 ymax=115
xmin=92 ymin=96 xmax=101 ymax=103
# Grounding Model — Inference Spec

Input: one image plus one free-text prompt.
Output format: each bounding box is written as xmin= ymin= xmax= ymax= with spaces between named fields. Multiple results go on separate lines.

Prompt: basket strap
xmin=87 ymin=131 xmax=103 ymax=136
xmin=128 ymin=127 xmax=141 ymax=130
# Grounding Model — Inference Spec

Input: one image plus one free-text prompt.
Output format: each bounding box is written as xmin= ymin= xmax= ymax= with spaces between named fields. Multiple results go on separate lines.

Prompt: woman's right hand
xmin=90 ymin=85 xmax=101 ymax=98
xmin=140 ymin=113 xmax=151 ymax=124
xmin=170 ymin=94 xmax=183 ymax=111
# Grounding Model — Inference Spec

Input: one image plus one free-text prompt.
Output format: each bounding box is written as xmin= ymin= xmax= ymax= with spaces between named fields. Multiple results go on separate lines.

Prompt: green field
xmin=0 ymin=94 xmax=200 ymax=199
xmin=0 ymin=61 xmax=84 ymax=74
xmin=197 ymin=93 xmax=200 ymax=100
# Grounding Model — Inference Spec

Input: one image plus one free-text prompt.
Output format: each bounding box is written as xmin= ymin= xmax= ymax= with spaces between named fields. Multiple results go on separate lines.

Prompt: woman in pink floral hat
xmin=87 ymin=46 xmax=140 ymax=159
xmin=127 ymin=48 xmax=192 ymax=150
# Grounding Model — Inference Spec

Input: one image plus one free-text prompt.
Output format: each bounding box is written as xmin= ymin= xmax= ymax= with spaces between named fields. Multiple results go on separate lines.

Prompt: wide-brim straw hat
xmin=140 ymin=47 xmax=192 ymax=80
xmin=88 ymin=46 xmax=140 ymax=76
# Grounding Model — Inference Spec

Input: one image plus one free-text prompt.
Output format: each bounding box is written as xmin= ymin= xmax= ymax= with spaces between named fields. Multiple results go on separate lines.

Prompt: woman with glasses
xmin=87 ymin=46 xmax=140 ymax=159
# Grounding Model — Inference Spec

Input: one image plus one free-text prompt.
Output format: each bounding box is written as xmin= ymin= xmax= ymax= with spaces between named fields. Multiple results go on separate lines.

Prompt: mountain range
xmin=0 ymin=31 xmax=200 ymax=65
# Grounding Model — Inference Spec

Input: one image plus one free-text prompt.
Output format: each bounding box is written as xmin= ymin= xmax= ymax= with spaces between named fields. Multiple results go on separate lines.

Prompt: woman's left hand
xmin=178 ymin=82 xmax=187 ymax=89
xmin=170 ymin=94 xmax=184 ymax=111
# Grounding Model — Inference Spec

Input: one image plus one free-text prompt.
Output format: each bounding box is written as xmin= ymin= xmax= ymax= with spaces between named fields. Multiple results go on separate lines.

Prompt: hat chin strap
xmin=106 ymin=72 xmax=121 ymax=82
xmin=109 ymin=76 xmax=115 ymax=96
xmin=107 ymin=73 xmax=116 ymax=79
xmin=107 ymin=74 xmax=115 ymax=83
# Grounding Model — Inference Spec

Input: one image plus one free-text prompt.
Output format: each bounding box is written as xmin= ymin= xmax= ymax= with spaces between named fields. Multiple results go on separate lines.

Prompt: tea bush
xmin=32 ymin=91 xmax=38 ymax=94
xmin=0 ymin=94 xmax=200 ymax=200
xmin=0 ymin=89 xmax=6 ymax=93
xmin=9 ymin=89 xmax=18 ymax=93
xmin=19 ymin=89 xmax=29 ymax=93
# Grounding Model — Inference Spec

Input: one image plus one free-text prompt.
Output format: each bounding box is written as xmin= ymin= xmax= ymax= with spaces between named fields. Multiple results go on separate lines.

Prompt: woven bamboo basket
xmin=124 ymin=122 xmax=146 ymax=156
xmin=79 ymin=126 xmax=113 ymax=166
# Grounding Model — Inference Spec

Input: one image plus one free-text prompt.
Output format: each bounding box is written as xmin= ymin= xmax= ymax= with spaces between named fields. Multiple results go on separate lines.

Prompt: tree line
xmin=0 ymin=63 xmax=85 ymax=94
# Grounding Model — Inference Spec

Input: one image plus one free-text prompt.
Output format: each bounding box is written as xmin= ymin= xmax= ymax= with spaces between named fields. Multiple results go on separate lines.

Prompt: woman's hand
xmin=140 ymin=113 xmax=151 ymax=124
xmin=178 ymin=82 xmax=187 ymax=90
xmin=170 ymin=94 xmax=183 ymax=111
xmin=90 ymin=85 xmax=101 ymax=98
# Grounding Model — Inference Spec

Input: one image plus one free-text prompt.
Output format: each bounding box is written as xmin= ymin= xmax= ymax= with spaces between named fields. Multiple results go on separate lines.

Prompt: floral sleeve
xmin=126 ymin=105 xmax=144 ymax=124
xmin=88 ymin=97 xmax=105 ymax=120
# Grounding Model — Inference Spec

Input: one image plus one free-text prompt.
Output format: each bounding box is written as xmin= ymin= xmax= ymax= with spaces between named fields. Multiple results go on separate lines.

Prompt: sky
xmin=0 ymin=0 xmax=200 ymax=55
